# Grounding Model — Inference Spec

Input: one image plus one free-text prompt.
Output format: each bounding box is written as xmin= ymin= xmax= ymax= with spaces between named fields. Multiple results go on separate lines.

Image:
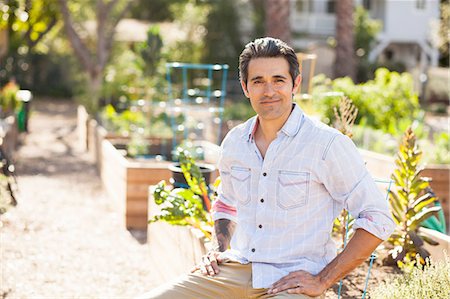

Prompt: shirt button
xmin=251 ymin=248 xmax=256 ymax=252
xmin=260 ymin=198 xmax=264 ymax=203
xmin=262 ymin=172 xmax=267 ymax=176
xmin=258 ymin=224 xmax=263 ymax=228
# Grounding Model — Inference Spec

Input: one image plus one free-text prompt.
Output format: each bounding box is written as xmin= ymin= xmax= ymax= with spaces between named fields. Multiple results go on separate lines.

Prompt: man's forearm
xmin=318 ymin=229 xmax=383 ymax=289
xmin=212 ymin=219 xmax=236 ymax=252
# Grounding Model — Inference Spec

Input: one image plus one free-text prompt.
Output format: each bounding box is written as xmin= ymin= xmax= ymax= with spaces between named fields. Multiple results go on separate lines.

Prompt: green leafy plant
xmin=312 ymin=68 xmax=421 ymax=137
xmin=386 ymin=127 xmax=442 ymax=268
xmin=99 ymin=104 xmax=173 ymax=139
xmin=150 ymin=149 xmax=214 ymax=239
xmin=0 ymin=81 xmax=20 ymax=115
xmin=370 ymin=256 xmax=450 ymax=299
xmin=127 ymin=133 xmax=150 ymax=158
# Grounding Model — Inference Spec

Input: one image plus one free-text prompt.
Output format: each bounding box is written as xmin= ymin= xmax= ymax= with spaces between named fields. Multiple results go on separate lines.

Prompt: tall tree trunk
xmin=334 ymin=0 xmax=356 ymax=80
xmin=265 ymin=0 xmax=291 ymax=44
xmin=58 ymin=0 xmax=131 ymax=113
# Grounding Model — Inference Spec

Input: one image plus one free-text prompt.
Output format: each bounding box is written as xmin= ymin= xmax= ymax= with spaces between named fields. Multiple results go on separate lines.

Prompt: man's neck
xmin=256 ymin=108 xmax=292 ymax=143
xmin=254 ymin=108 xmax=292 ymax=158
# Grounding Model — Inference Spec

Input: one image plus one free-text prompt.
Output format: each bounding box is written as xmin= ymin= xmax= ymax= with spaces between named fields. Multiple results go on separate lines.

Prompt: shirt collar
xmin=246 ymin=103 xmax=304 ymax=142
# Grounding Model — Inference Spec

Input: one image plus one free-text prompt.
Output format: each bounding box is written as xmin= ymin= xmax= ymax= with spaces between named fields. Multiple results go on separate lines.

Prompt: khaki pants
xmin=136 ymin=262 xmax=325 ymax=299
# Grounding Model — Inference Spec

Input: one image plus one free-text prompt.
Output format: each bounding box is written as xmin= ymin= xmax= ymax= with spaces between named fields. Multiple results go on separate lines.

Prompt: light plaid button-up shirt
xmin=212 ymin=104 xmax=395 ymax=289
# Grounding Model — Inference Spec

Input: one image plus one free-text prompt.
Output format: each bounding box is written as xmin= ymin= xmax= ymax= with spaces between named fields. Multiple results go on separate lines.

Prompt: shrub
xmin=370 ymin=256 xmax=450 ymax=299
xmin=311 ymin=68 xmax=421 ymax=137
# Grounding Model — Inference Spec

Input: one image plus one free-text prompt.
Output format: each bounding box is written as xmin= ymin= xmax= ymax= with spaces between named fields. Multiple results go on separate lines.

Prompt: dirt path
xmin=1 ymin=99 xmax=163 ymax=298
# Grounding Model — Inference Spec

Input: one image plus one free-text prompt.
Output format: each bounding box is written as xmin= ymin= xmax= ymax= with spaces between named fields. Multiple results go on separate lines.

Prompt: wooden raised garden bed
xmin=100 ymin=138 xmax=172 ymax=229
xmin=147 ymin=189 xmax=208 ymax=280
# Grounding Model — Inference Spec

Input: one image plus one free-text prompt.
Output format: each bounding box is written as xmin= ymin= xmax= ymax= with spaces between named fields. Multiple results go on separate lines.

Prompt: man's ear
xmin=240 ymin=80 xmax=250 ymax=98
xmin=292 ymin=75 xmax=302 ymax=94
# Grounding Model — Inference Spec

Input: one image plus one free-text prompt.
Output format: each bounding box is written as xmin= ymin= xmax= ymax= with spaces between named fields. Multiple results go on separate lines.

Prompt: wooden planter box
xmin=147 ymin=189 xmax=208 ymax=280
xmin=100 ymin=138 xmax=172 ymax=229
xmin=360 ymin=149 xmax=450 ymax=233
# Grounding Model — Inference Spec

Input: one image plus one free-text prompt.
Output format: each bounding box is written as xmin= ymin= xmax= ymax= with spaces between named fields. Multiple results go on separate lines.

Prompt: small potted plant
xmin=169 ymin=143 xmax=216 ymax=189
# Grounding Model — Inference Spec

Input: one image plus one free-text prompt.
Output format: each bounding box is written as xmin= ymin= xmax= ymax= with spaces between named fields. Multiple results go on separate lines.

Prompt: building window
xmin=327 ymin=0 xmax=335 ymax=14
xmin=363 ymin=0 xmax=371 ymax=10
xmin=416 ymin=0 xmax=426 ymax=10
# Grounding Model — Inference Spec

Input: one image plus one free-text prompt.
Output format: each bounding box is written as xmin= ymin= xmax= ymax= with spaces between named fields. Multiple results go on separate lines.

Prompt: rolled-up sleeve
xmin=321 ymin=134 xmax=395 ymax=240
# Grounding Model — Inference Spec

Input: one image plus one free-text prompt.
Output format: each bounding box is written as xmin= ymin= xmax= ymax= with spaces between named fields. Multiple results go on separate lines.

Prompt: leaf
xmin=417 ymin=233 xmax=440 ymax=246
xmin=411 ymin=193 xmax=437 ymax=214
xmin=408 ymin=206 xmax=441 ymax=230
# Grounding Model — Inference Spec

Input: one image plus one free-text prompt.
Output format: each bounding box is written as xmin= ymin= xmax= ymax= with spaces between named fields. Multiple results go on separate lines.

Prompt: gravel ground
xmin=0 ymin=99 xmax=163 ymax=298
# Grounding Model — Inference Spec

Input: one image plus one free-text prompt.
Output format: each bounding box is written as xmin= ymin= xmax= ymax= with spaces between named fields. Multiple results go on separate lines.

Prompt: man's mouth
xmin=260 ymin=98 xmax=281 ymax=104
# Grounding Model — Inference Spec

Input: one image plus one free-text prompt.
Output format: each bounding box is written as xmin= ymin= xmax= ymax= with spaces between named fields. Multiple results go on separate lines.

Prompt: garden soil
xmin=0 ymin=99 xmax=399 ymax=299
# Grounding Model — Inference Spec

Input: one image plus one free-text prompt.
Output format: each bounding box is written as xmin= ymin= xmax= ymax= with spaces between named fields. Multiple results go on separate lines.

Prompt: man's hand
xmin=267 ymin=270 xmax=326 ymax=297
xmin=191 ymin=251 xmax=224 ymax=276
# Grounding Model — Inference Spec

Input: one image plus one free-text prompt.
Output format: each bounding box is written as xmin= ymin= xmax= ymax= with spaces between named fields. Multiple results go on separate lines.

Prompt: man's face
xmin=241 ymin=57 xmax=301 ymax=122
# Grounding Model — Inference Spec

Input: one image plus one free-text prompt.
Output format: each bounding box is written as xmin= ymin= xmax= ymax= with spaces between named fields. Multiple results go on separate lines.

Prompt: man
xmin=139 ymin=37 xmax=395 ymax=299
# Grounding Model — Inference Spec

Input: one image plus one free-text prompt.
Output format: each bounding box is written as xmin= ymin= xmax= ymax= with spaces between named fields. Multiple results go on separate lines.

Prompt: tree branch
xmin=58 ymin=0 xmax=93 ymax=74
xmin=101 ymin=0 xmax=132 ymax=70
xmin=27 ymin=16 xmax=58 ymax=49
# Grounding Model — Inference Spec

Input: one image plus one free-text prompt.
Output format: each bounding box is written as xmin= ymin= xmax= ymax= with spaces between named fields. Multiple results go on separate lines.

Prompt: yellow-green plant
xmin=370 ymin=256 xmax=450 ymax=299
xmin=150 ymin=149 xmax=214 ymax=239
xmin=387 ymin=127 xmax=441 ymax=267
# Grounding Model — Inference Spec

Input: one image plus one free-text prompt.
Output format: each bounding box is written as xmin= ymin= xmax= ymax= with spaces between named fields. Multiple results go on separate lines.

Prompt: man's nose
xmin=263 ymin=83 xmax=275 ymax=96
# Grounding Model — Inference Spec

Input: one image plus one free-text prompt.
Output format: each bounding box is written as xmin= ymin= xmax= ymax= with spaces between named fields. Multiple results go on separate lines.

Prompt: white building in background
xmin=290 ymin=0 xmax=440 ymax=71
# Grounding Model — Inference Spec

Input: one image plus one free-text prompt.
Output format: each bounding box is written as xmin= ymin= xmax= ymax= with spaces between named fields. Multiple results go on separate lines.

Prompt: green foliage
xmin=354 ymin=5 xmax=381 ymax=61
xmin=163 ymin=1 xmax=208 ymax=64
xmin=202 ymin=0 xmax=242 ymax=68
xmin=129 ymin=0 xmax=189 ymax=22
xmin=0 ymin=80 xmax=20 ymax=115
xmin=150 ymin=150 xmax=214 ymax=239
xmin=223 ymin=100 xmax=255 ymax=122
xmin=99 ymin=104 xmax=173 ymax=139
xmin=431 ymin=132 xmax=450 ymax=164
xmin=102 ymin=47 xmax=150 ymax=103
xmin=136 ymin=25 xmax=163 ymax=76
xmin=371 ymin=256 xmax=450 ymax=299
xmin=126 ymin=133 xmax=150 ymax=158
xmin=103 ymin=26 xmax=167 ymax=105
xmin=354 ymin=5 xmax=382 ymax=82
xmin=312 ymin=68 xmax=421 ymax=137
xmin=420 ymin=132 xmax=450 ymax=165
xmin=386 ymin=127 xmax=441 ymax=268
xmin=0 ymin=0 xmax=61 ymax=89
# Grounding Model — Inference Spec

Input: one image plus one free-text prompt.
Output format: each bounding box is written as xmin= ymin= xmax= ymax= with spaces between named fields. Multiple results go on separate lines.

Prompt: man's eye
xmin=275 ymin=79 xmax=285 ymax=83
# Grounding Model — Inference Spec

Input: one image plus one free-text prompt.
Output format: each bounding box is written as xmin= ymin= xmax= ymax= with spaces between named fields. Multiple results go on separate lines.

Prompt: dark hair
xmin=238 ymin=37 xmax=300 ymax=85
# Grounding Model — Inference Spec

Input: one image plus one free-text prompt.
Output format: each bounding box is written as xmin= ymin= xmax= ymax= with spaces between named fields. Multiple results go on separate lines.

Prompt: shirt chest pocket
xmin=277 ymin=171 xmax=310 ymax=209
xmin=230 ymin=166 xmax=251 ymax=205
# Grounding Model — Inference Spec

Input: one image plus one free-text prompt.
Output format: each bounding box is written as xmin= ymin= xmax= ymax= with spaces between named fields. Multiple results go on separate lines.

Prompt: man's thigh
xmin=135 ymin=262 xmax=252 ymax=299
